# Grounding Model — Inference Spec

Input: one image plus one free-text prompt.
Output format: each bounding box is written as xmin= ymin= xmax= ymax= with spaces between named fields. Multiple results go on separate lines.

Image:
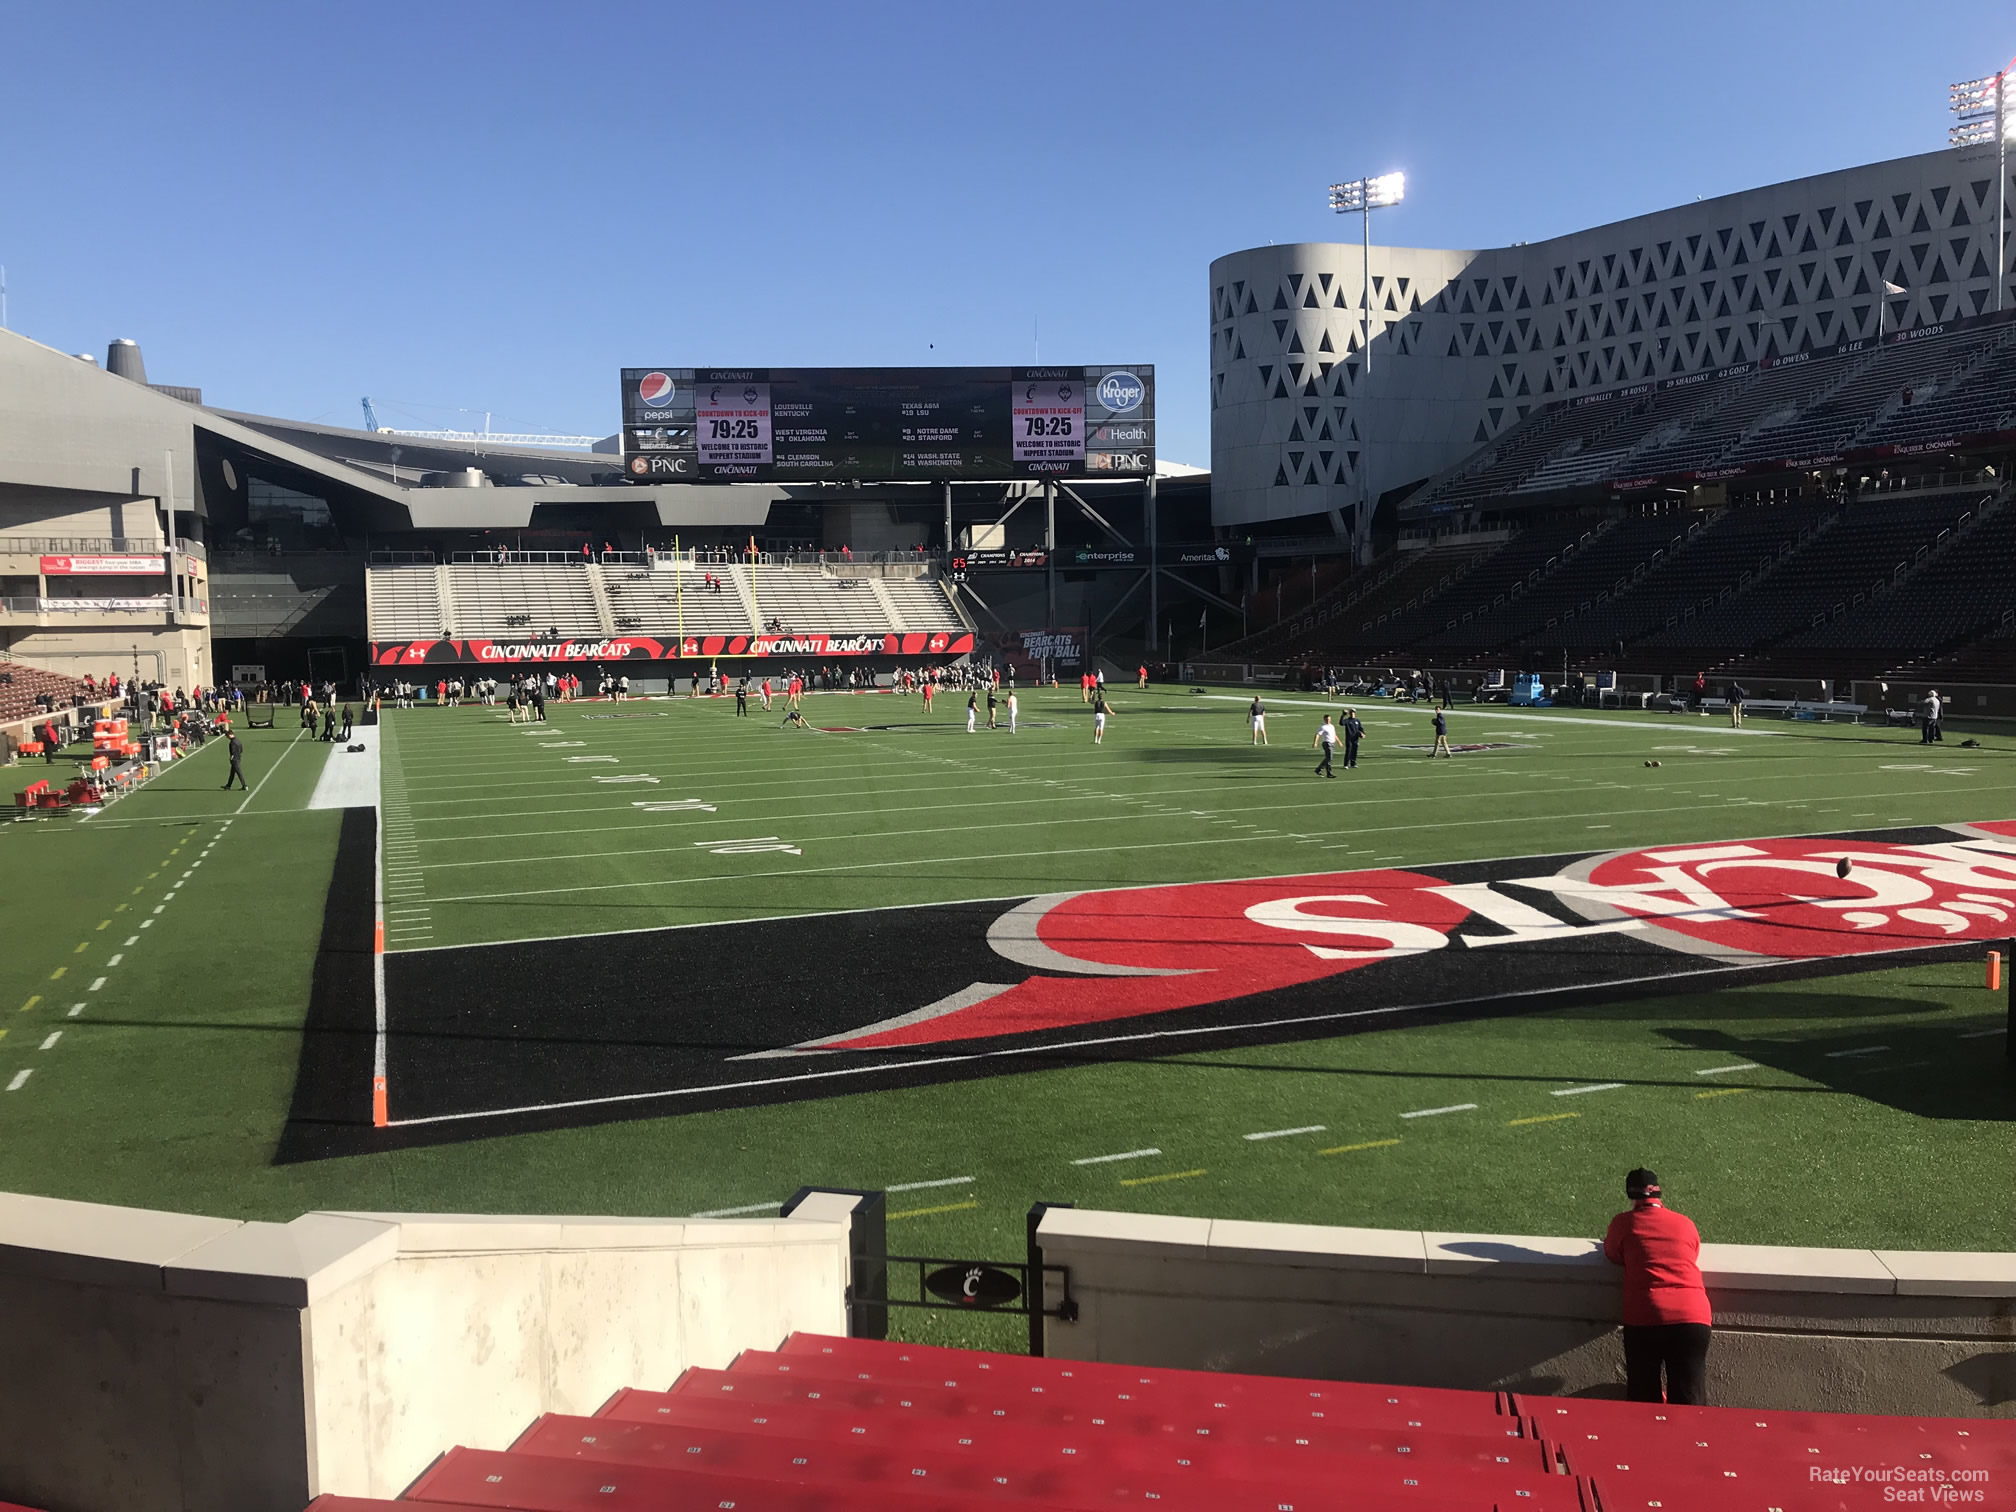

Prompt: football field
xmin=2 ymin=685 xmax=2013 ymax=1348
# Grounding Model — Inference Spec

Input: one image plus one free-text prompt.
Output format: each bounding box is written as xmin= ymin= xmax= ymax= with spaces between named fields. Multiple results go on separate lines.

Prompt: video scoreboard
xmin=620 ymin=366 xmax=1154 ymax=482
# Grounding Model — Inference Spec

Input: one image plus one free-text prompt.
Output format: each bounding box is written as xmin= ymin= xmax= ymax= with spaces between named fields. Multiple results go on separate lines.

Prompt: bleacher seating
xmin=365 ymin=562 xmax=971 ymax=647
xmin=444 ymin=564 xmax=602 ymax=638
xmin=364 ymin=566 xmax=446 ymax=640
xmin=603 ymin=566 xmax=755 ymax=637
xmin=0 ymin=662 xmax=95 ymax=726
xmin=1422 ymin=516 xmax=1680 ymax=649
xmin=1374 ymin=520 xmax=1592 ymax=647
xmin=1781 ymin=492 xmax=2008 ymax=652
xmin=301 ymin=1331 xmax=2016 ymax=1512
xmin=1637 ymin=492 xmax=1977 ymax=652
xmin=1409 ymin=313 xmax=2016 ymax=508
xmin=880 ymin=576 xmax=971 ymax=635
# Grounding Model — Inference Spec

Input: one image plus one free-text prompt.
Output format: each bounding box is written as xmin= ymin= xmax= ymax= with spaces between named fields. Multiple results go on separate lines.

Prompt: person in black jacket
xmin=222 ymin=733 xmax=247 ymax=791
xmin=1342 ymin=709 xmax=1365 ymax=769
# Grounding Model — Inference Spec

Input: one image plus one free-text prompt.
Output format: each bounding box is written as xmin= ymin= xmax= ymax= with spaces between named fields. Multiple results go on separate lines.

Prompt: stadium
xmin=4 ymin=62 xmax=2016 ymax=1512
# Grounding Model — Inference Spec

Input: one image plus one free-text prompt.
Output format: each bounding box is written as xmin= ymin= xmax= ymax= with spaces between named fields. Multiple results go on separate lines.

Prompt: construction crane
xmin=359 ymin=398 xmax=597 ymax=449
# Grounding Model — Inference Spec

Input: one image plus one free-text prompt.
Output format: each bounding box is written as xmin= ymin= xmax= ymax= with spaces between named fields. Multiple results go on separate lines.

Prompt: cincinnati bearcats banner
xmin=369 ymin=631 xmax=974 ymax=667
xmin=286 ymin=819 xmax=2016 ymax=1156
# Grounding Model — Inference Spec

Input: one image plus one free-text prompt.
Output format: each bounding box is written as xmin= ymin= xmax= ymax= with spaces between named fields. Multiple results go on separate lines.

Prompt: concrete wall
xmin=0 ymin=1190 xmax=859 ymax=1512
xmin=1035 ymin=1208 xmax=2016 ymax=1417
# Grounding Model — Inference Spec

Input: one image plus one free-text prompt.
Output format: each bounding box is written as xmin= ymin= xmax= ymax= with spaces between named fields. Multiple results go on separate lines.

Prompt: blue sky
xmin=3 ymin=3 xmax=2011 ymax=466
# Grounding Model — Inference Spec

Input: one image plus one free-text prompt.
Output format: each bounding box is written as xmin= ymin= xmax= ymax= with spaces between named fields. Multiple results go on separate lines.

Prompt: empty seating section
xmin=1786 ymin=493 xmax=2011 ymax=650
xmin=879 ymin=576 xmax=968 ymax=634
xmin=1548 ymin=499 xmax=1833 ymax=648
xmin=1417 ymin=402 xmax=1600 ymax=507
xmin=445 ymin=565 xmax=602 ymax=638
xmin=750 ymin=568 xmax=888 ymax=635
xmin=601 ymin=568 xmax=752 ymax=637
xmin=0 ymin=662 xmax=95 ymax=725
xmin=1640 ymin=493 xmax=1975 ymax=649
xmin=1519 ymin=381 xmax=1736 ymax=493
xmin=1333 ymin=543 xmax=1496 ymax=639
xmin=1721 ymin=324 xmax=2012 ymax=465
xmin=364 ymin=566 xmax=445 ymax=640
xmin=1427 ymin=517 xmax=1678 ymax=648
xmin=1863 ymin=338 xmax=2016 ymax=447
xmin=1371 ymin=520 xmax=1589 ymax=648
xmin=304 ymin=1331 xmax=2016 ymax=1512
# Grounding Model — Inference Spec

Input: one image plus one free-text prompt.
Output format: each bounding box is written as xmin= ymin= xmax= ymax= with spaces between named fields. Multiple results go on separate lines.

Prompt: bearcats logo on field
xmin=1558 ymin=835 xmax=2016 ymax=958
xmin=795 ymin=871 xmax=1474 ymax=1051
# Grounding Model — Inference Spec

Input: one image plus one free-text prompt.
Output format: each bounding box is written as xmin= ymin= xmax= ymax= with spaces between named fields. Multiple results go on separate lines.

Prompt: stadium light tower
xmin=1328 ymin=171 xmax=1406 ymax=373
xmin=1329 ymin=171 xmax=1405 ymax=564
xmin=1951 ymin=61 xmax=2016 ymax=311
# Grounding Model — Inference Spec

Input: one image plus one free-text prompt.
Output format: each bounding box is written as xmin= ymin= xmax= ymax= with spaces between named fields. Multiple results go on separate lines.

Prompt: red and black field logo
xmin=280 ymin=820 xmax=2016 ymax=1157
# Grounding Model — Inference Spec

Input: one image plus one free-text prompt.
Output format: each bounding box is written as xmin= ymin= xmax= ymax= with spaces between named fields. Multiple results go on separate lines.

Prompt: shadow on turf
xmin=1658 ymin=1016 xmax=2013 ymax=1121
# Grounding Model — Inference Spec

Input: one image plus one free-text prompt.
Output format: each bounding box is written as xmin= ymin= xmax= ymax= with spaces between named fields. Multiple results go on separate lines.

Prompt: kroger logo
xmin=1096 ymin=371 xmax=1146 ymax=413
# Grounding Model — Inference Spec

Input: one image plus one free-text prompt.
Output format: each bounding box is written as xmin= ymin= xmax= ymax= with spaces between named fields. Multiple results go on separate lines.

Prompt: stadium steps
xmin=868 ymin=577 xmax=908 ymax=632
xmin=434 ymin=565 xmax=459 ymax=640
xmin=299 ymin=1332 xmax=2016 ymax=1512
xmin=583 ymin=565 xmax=618 ymax=639
xmin=730 ymin=566 xmax=763 ymax=636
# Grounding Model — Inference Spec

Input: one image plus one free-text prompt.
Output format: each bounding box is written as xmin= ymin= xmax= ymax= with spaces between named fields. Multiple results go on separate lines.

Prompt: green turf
xmin=1 ymin=689 xmax=2012 ymax=1355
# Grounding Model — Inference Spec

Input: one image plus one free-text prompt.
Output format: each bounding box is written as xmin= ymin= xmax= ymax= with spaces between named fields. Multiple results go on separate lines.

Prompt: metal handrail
xmin=0 ymin=536 xmax=169 ymax=556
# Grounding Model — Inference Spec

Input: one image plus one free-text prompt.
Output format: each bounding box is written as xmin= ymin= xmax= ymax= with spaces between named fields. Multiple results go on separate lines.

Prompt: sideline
xmin=1199 ymin=695 xmax=1788 ymax=736
xmin=238 ymin=727 xmax=310 ymax=814
xmin=307 ymin=731 xmax=381 ymax=810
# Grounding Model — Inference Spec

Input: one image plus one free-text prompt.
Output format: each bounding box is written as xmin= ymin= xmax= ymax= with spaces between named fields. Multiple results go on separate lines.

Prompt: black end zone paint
xmin=273 ymin=806 xmax=378 ymax=1164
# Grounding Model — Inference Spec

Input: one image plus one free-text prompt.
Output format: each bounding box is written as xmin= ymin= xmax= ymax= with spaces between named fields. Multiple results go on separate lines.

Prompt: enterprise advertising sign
xmin=620 ymin=366 xmax=1153 ymax=482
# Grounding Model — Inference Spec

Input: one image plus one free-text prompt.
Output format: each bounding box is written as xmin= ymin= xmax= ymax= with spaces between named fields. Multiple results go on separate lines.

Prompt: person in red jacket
xmin=1603 ymin=1168 xmax=1712 ymax=1405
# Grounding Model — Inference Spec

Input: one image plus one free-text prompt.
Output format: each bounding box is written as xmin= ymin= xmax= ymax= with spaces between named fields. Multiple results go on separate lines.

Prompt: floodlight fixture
xmin=1950 ymin=60 xmax=2016 ymax=310
xmin=1327 ymin=168 xmax=1409 ymax=564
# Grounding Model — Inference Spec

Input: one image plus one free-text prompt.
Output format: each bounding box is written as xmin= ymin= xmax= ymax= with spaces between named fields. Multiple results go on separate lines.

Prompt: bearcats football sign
xmin=287 ymin=820 xmax=2016 ymax=1156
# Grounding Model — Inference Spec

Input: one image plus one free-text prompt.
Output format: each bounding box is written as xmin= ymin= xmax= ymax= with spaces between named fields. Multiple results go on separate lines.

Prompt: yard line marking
xmin=1696 ymin=1088 xmax=1749 ymax=1100
xmin=152 ymin=906 xmax=165 ymax=915
xmin=1319 ymin=1139 xmax=1402 ymax=1156
xmin=1118 ymin=1169 xmax=1206 ymax=1188
xmin=139 ymin=920 xmax=152 ymax=928
xmin=1400 ymin=1103 xmax=1477 ymax=1119
xmin=1509 ymin=1112 xmax=1579 ymax=1126
xmin=1243 ymin=1125 xmax=1326 ymax=1141
xmin=887 ymin=1176 xmax=975 ymax=1192
xmin=5 ymin=1070 xmax=29 ymax=1092
xmin=18 ymin=996 xmax=38 ymax=1013
xmin=95 ymin=919 xmax=109 ymax=931
xmin=1695 ymin=1063 xmax=1758 ymax=1076
xmin=40 ymin=1032 xmax=60 ymax=1050
xmin=1552 ymin=1082 xmax=1625 ymax=1097
xmin=690 ymin=1201 xmax=779 ymax=1218
xmin=89 ymin=977 xmax=106 ymax=992
xmin=66 ymin=1004 xmax=84 ymax=1018
xmin=48 ymin=967 xmax=65 ymax=980
xmin=1958 ymin=1028 xmax=2006 ymax=1039
xmin=124 ymin=937 xmax=138 ymax=946
xmin=72 ymin=941 xmax=87 ymax=954
xmin=1825 ymin=1045 xmax=1890 ymax=1058
xmin=1072 ymin=1148 xmax=1160 ymax=1165
xmin=889 ymin=1199 xmax=981 ymax=1219
xmin=107 ymin=954 xmax=122 ymax=967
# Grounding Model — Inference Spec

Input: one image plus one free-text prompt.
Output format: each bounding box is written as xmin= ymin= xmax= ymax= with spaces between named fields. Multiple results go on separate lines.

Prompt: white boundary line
xmin=237 ymin=727 xmax=309 ymax=814
xmin=1070 ymin=1148 xmax=1160 ymax=1165
xmin=382 ymin=937 xmax=1988 ymax=1129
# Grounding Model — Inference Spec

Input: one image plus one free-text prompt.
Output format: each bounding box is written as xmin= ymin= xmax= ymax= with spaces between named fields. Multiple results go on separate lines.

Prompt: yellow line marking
xmin=72 ymin=941 xmax=88 ymax=954
xmin=131 ymin=886 xmax=144 ymax=896
xmin=1319 ymin=1138 xmax=1402 ymax=1156
xmin=95 ymin=920 xmax=110 ymax=931
xmin=19 ymin=997 xmax=39 ymax=1014
xmin=1508 ymin=1112 xmax=1580 ymax=1127
xmin=114 ymin=904 xmax=127 ymax=913
xmin=1695 ymin=1088 xmax=1750 ymax=1100
xmin=48 ymin=967 xmax=65 ymax=981
xmin=888 ymin=1199 xmax=979 ymax=1220
xmin=1119 ymin=1168 xmax=1208 ymax=1187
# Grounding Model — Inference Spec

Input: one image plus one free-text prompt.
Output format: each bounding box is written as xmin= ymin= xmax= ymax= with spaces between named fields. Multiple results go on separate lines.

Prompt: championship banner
xmin=40 ymin=555 xmax=165 ymax=575
xmin=369 ymin=631 xmax=975 ymax=666
xmin=312 ymin=818 xmax=2016 ymax=1155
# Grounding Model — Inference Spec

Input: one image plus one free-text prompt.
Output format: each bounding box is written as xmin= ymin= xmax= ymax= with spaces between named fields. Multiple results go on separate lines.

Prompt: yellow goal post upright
xmin=743 ymin=534 xmax=765 ymax=637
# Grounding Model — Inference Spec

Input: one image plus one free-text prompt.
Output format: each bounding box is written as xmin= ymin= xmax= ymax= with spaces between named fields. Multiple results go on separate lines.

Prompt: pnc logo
xmin=1097 ymin=371 xmax=1146 ymax=412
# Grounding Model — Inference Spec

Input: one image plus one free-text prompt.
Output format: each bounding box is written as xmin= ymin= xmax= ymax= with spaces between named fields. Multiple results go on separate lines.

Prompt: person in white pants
xmin=1007 ymin=691 xmax=1019 ymax=733
xmin=966 ymin=691 xmax=978 ymax=733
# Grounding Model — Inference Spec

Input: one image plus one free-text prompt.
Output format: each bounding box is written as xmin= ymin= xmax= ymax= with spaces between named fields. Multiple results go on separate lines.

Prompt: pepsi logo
xmin=637 ymin=371 xmax=676 ymax=407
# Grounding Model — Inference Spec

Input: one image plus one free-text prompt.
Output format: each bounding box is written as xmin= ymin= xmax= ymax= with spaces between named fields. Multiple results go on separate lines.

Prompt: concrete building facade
xmin=1211 ymin=146 xmax=2016 ymax=532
